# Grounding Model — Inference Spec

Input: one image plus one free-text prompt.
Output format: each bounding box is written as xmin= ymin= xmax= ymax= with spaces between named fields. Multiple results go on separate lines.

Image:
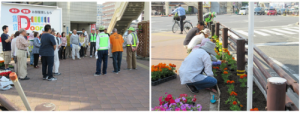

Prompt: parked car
xmin=254 ymin=7 xmax=265 ymax=15
xmin=267 ymin=8 xmax=277 ymax=15
xmin=239 ymin=7 xmax=248 ymax=15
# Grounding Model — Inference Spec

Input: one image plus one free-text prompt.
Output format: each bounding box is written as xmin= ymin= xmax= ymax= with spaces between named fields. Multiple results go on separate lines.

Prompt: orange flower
xmin=250 ymin=108 xmax=259 ymax=111
xmin=240 ymin=104 xmax=243 ymax=107
xmin=216 ymin=67 xmax=219 ymax=70
xmin=159 ymin=69 xmax=162 ymax=71
xmin=168 ymin=68 xmax=172 ymax=71
xmin=221 ymin=60 xmax=226 ymax=63
xmin=244 ymin=74 xmax=247 ymax=78
xmin=232 ymin=101 xmax=237 ymax=105
xmin=175 ymin=70 xmax=177 ymax=73
xmin=223 ymin=71 xmax=228 ymax=74
xmin=224 ymin=68 xmax=228 ymax=70
xmin=226 ymin=80 xmax=230 ymax=83
xmin=232 ymin=57 xmax=235 ymax=60
xmin=227 ymin=52 xmax=231 ymax=55
xmin=230 ymin=80 xmax=235 ymax=84
xmin=213 ymin=66 xmax=216 ymax=69
xmin=240 ymin=75 xmax=244 ymax=79
xmin=230 ymin=91 xmax=237 ymax=96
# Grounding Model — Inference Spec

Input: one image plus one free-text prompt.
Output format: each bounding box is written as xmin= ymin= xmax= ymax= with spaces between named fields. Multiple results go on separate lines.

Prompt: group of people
xmin=178 ymin=21 xmax=218 ymax=93
xmin=1 ymin=24 xmax=139 ymax=81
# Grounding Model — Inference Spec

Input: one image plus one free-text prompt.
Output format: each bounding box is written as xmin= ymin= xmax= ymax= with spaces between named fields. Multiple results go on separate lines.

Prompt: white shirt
xmin=187 ymin=34 xmax=205 ymax=50
xmin=11 ymin=38 xmax=18 ymax=57
xmin=179 ymin=48 xmax=213 ymax=84
xmin=96 ymin=32 xmax=110 ymax=50
xmin=126 ymin=32 xmax=139 ymax=46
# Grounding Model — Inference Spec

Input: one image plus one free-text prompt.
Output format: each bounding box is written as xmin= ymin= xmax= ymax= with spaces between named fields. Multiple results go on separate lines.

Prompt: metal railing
xmin=209 ymin=22 xmax=299 ymax=111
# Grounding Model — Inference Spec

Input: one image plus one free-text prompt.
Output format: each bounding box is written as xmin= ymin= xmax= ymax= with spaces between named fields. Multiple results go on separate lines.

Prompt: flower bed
xmin=151 ymin=63 xmax=177 ymax=86
xmin=0 ymin=70 xmax=12 ymax=76
xmin=152 ymin=93 xmax=202 ymax=111
xmin=211 ymin=36 xmax=266 ymax=111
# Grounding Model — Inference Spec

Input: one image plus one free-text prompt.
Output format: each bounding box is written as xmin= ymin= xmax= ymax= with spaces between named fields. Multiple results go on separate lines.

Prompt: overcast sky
xmin=97 ymin=1 xmax=105 ymax=4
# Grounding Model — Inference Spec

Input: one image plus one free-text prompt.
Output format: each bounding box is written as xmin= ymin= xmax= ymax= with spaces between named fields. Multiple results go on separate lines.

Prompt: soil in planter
xmin=215 ymin=70 xmax=266 ymax=111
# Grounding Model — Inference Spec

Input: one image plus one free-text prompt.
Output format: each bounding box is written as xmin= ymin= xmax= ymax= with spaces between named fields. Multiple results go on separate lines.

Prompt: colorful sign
xmin=90 ymin=24 xmax=96 ymax=32
xmin=0 ymin=3 xmax=62 ymax=35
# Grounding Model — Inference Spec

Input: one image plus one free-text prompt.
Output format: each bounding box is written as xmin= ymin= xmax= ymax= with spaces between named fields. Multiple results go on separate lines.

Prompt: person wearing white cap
xmin=187 ymin=28 xmax=211 ymax=53
xmin=89 ymin=28 xmax=97 ymax=57
xmin=179 ymin=41 xmax=217 ymax=93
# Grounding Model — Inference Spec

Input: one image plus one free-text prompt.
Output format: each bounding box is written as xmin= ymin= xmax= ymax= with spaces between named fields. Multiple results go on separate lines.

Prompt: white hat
xmin=92 ymin=28 xmax=95 ymax=31
xmin=199 ymin=41 xmax=216 ymax=56
xmin=201 ymin=28 xmax=211 ymax=36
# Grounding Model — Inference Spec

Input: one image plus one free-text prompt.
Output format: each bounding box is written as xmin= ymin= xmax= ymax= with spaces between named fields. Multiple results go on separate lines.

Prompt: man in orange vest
xmin=110 ymin=28 xmax=124 ymax=74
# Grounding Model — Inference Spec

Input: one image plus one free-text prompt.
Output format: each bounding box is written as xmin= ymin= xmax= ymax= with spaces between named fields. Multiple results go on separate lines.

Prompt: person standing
xmin=104 ymin=28 xmax=112 ymax=58
xmin=110 ymin=28 xmax=124 ymax=74
xmin=1 ymin=25 xmax=12 ymax=70
xmin=70 ymin=29 xmax=80 ymax=60
xmin=171 ymin=4 xmax=186 ymax=34
xmin=60 ymin=32 xmax=67 ymax=59
xmin=16 ymin=28 xmax=30 ymax=80
xmin=126 ymin=27 xmax=139 ymax=70
xmin=11 ymin=31 xmax=19 ymax=75
xmin=94 ymin=26 xmax=110 ymax=76
xmin=79 ymin=34 xmax=86 ymax=57
xmin=183 ymin=21 xmax=205 ymax=49
xmin=32 ymin=32 xmax=40 ymax=68
xmin=82 ymin=28 xmax=89 ymax=57
xmin=28 ymin=33 xmax=34 ymax=66
xmin=39 ymin=25 xmax=57 ymax=81
xmin=89 ymin=28 xmax=97 ymax=57
xmin=65 ymin=32 xmax=72 ymax=58
xmin=53 ymin=30 xmax=61 ymax=76
xmin=56 ymin=32 xmax=62 ymax=59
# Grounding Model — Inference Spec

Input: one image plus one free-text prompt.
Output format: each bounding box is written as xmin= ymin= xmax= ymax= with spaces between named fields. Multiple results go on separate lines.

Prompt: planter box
xmin=151 ymin=74 xmax=177 ymax=86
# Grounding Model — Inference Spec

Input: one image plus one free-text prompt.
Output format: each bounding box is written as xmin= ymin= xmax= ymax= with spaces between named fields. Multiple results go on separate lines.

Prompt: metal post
xmin=222 ymin=28 xmax=228 ymax=49
xmin=9 ymin=72 xmax=32 ymax=111
xmin=247 ymin=2 xmax=254 ymax=111
xmin=198 ymin=2 xmax=203 ymax=22
xmin=211 ymin=24 xmax=215 ymax=36
xmin=236 ymin=39 xmax=245 ymax=76
xmin=215 ymin=22 xmax=220 ymax=38
xmin=267 ymin=77 xmax=287 ymax=110
xmin=209 ymin=21 xmax=213 ymax=30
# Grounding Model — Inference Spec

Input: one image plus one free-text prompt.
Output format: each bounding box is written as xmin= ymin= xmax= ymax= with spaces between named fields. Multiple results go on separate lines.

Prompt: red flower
xmin=233 ymin=101 xmax=237 ymax=105
xmin=244 ymin=74 xmax=247 ymax=78
xmin=179 ymin=94 xmax=187 ymax=98
xmin=165 ymin=97 xmax=170 ymax=102
xmin=250 ymin=108 xmax=259 ymax=111
xmin=159 ymin=101 xmax=164 ymax=105
xmin=224 ymin=68 xmax=228 ymax=70
xmin=226 ymin=80 xmax=230 ymax=83
xmin=169 ymin=99 xmax=175 ymax=104
xmin=230 ymin=80 xmax=235 ymax=84
xmin=240 ymin=75 xmax=244 ymax=79
xmin=192 ymin=97 xmax=197 ymax=102
xmin=216 ymin=67 xmax=219 ymax=69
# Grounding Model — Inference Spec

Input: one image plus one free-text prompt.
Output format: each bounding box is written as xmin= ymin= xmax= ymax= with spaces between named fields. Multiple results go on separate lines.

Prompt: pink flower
xmin=159 ymin=96 xmax=162 ymax=102
xmin=182 ymin=108 xmax=187 ymax=111
xmin=175 ymin=108 xmax=180 ymax=111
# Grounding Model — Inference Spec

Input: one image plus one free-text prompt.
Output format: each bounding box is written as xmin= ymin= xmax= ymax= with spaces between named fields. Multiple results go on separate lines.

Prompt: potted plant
xmin=151 ymin=63 xmax=177 ymax=86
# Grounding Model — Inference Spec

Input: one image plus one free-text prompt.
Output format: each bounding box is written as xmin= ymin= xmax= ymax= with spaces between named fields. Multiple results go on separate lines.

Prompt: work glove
xmin=70 ymin=44 xmax=72 ymax=48
xmin=212 ymin=60 xmax=221 ymax=66
xmin=95 ymin=51 xmax=98 ymax=59
xmin=79 ymin=43 xmax=81 ymax=47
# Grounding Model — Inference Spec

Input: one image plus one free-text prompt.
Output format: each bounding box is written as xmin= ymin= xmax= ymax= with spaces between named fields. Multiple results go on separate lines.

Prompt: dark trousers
xmin=41 ymin=56 xmax=54 ymax=79
xmin=80 ymin=46 xmax=85 ymax=57
xmin=179 ymin=15 xmax=186 ymax=32
xmin=58 ymin=48 xmax=62 ymax=59
xmin=90 ymin=42 xmax=96 ymax=55
xmin=33 ymin=54 xmax=39 ymax=67
xmin=60 ymin=46 xmax=66 ymax=59
xmin=95 ymin=50 xmax=108 ymax=74
xmin=112 ymin=52 xmax=122 ymax=72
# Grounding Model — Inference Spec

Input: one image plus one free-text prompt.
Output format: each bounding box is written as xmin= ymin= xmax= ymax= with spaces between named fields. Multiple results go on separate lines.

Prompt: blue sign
xmin=66 ymin=27 xmax=69 ymax=35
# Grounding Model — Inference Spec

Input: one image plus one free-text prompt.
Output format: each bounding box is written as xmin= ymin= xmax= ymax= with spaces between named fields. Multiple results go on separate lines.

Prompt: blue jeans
xmin=112 ymin=52 xmax=122 ymax=72
xmin=95 ymin=50 xmax=108 ymax=74
xmin=30 ymin=51 xmax=34 ymax=65
xmin=187 ymin=76 xmax=217 ymax=91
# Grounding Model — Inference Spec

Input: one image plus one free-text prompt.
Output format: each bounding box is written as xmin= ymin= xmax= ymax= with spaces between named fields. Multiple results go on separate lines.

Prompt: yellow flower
xmin=216 ymin=40 xmax=219 ymax=43
xmin=219 ymin=42 xmax=222 ymax=46
xmin=219 ymin=49 xmax=222 ymax=52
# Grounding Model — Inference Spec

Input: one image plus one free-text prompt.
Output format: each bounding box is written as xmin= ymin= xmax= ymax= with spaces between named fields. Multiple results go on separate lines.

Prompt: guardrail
xmin=209 ymin=22 xmax=299 ymax=111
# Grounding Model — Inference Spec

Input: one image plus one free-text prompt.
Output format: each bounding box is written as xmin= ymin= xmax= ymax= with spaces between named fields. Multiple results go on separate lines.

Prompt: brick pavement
xmin=151 ymin=32 xmax=211 ymax=110
xmin=1 ymin=48 xmax=149 ymax=111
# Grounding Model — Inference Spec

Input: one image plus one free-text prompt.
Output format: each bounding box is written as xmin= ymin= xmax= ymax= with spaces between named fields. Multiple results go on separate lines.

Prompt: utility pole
xmin=198 ymin=2 xmax=203 ymax=22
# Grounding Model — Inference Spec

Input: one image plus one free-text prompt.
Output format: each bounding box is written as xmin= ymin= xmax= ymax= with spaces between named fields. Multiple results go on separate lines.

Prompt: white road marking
xmin=291 ymin=27 xmax=299 ymax=29
xmin=281 ymin=28 xmax=299 ymax=32
xmin=236 ymin=30 xmax=256 ymax=37
xmin=269 ymin=57 xmax=299 ymax=80
xmin=228 ymin=31 xmax=239 ymax=39
xmin=272 ymin=29 xmax=296 ymax=34
xmin=254 ymin=30 xmax=270 ymax=36
xmin=255 ymin=42 xmax=299 ymax=46
xmin=260 ymin=29 xmax=284 ymax=35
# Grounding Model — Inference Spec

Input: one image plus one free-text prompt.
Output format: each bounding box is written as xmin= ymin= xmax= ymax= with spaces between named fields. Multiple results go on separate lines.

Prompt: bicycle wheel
xmin=183 ymin=21 xmax=193 ymax=34
xmin=172 ymin=22 xmax=180 ymax=33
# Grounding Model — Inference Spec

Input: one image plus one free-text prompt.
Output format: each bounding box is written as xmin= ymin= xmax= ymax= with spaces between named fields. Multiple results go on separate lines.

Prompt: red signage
xmin=21 ymin=9 xmax=31 ymax=14
xmin=9 ymin=8 xmax=20 ymax=13
xmin=90 ymin=24 xmax=96 ymax=32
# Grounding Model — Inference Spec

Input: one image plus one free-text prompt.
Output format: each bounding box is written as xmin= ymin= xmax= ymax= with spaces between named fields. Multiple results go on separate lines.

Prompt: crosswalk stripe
xmin=259 ymin=29 xmax=284 ymax=35
xmin=236 ymin=30 xmax=256 ymax=37
xmin=271 ymin=29 xmax=296 ymax=34
xmin=291 ymin=27 xmax=299 ymax=29
xmin=254 ymin=30 xmax=270 ymax=36
xmin=281 ymin=28 xmax=299 ymax=32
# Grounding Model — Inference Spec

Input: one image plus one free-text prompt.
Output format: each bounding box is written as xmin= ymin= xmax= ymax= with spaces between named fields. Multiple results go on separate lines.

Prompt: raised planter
xmin=152 ymin=74 xmax=177 ymax=86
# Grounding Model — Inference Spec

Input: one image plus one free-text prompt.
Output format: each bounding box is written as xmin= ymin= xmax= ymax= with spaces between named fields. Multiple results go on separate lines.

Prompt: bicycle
xmin=172 ymin=18 xmax=193 ymax=34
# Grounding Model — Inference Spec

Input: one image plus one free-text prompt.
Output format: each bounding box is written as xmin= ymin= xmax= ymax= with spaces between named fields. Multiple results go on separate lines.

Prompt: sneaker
xmin=20 ymin=76 xmax=30 ymax=80
xmin=185 ymin=84 xmax=199 ymax=93
xmin=103 ymin=73 xmax=106 ymax=75
xmin=109 ymin=56 xmax=113 ymax=58
xmin=112 ymin=71 xmax=118 ymax=74
xmin=72 ymin=58 xmax=75 ymax=60
xmin=54 ymin=73 xmax=61 ymax=76
xmin=126 ymin=68 xmax=132 ymax=70
xmin=94 ymin=73 xmax=101 ymax=76
xmin=133 ymin=68 xmax=137 ymax=70
xmin=90 ymin=55 xmax=92 ymax=58
xmin=43 ymin=76 xmax=48 ymax=80
xmin=85 ymin=55 xmax=87 ymax=57
xmin=78 ymin=58 xmax=81 ymax=60
xmin=48 ymin=77 xmax=57 ymax=81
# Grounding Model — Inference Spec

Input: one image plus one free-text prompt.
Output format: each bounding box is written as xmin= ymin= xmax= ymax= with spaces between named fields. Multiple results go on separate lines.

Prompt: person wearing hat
xmin=94 ymin=26 xmax=110 ymax=76
xmin=126 ymin=27 xmax=139 ymax=70
xmin=65 ymin=31 xmax=72 ymax=58
xmin=187 ymin=28 xmax=211 ymax=53
xmin=70 ymin=29 xmax=81 ymax=60
xmin=171 ymin=4 xmax=186 ymax=34
xmin=178 ymin=41 xmax=217 ymax=93
xmin=89 ymin=28 xmax=97 ymax=57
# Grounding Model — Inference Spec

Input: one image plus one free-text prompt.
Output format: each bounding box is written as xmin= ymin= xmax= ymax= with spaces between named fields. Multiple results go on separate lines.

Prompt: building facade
xmin=96 ymin=4 xmax=104 ymax=28
xmin=102 ymin=2 xmax=115 ymax=28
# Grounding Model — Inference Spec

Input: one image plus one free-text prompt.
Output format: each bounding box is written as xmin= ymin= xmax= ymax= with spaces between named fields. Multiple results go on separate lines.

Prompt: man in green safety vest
xmin=126 ymin=27 xmax=139 ymax=70
xmin=94 ymin=26 xmax=110 ymax=76
xmin=89 ymin=28 xmax=97 ymax=57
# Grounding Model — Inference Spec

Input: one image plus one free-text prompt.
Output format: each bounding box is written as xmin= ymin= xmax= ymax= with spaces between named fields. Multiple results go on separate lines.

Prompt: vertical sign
xmin=66 ymin=26 xmax=69 ymax=35
xmin=90 ymin=24 xmax=96 ymax=32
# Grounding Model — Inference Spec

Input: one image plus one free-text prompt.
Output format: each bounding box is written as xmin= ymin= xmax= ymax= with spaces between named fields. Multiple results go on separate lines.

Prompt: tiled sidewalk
xmin=1 ymin=48 xmax=149 ymax=111
xmin=151 ymin=32 xmax=211 ymax=110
